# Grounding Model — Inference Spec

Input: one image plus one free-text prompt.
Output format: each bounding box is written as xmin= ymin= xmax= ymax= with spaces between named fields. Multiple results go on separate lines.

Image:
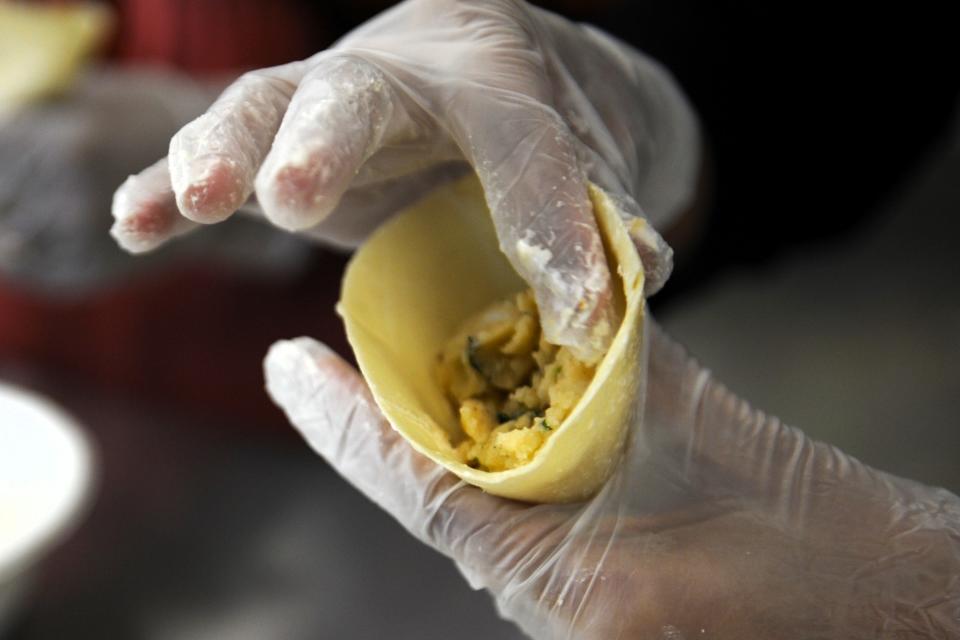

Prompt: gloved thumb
xmin=263 ymin=337 xmax=543 ymax=579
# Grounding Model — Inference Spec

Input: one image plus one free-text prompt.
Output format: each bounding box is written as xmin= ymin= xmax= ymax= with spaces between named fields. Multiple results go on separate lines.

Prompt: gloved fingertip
xmin=511 ymin=227 xmax=615 ymax=365
xmin=255 ymin=152 xmax=346 ymax=232
xmin=109 ymin=218 xmax=159 ymax=254
xmin=175 ymin=158 xmax=247 ymax=224
xmin=539 ymin=288 xmax=614 ymax=365
xmin=263 ymin=337 xmax=342 ymax=414
xmin=111 ymin=174 xmax=191 ymax=253
xmin=264 ymin=337 xmax=386 ymax=468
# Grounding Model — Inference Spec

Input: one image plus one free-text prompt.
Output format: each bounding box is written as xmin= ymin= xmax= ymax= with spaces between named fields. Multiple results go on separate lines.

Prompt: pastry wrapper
xmin=338 ymin=176 xmax=645 ymax=503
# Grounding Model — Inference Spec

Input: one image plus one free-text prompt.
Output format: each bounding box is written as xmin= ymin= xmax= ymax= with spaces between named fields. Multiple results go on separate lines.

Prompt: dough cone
xmin=338 ymin=176 xmax=645 ymax=503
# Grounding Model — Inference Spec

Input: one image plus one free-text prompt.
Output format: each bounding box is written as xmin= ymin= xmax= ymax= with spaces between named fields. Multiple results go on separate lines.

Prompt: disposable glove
xmin=264 ymin=320 xmax=960 ymax=639
xmin=111 ymin=0 xmax=701 ymax=363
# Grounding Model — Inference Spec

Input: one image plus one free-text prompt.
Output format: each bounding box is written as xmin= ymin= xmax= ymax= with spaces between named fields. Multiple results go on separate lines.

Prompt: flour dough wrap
xmin=338 ymin=176 xmax=645 ymax=503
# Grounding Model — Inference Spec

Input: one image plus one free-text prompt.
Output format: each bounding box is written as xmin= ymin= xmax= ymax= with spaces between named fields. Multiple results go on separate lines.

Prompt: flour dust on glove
xmin=111 ymin=0 xmax=701 ymax=362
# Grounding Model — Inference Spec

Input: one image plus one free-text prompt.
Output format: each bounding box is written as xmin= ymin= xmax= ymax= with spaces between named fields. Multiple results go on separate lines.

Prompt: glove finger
xmin=448 ymin=94 xmax=615 ymax=365
xmin=168 ymin=61 xmax=308 ymax=223
xmin=110 ymin=157 xmax=198 ymax=253
xmin=263 ymin=337 xmax=534 ymax=558
xmin=254 ymin=55 xmax=406 ymax=231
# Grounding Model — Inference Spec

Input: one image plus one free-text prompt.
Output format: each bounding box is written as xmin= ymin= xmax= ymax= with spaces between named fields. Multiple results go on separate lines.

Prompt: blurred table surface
xmin=2 ymin=129 xmax=959 ymax=640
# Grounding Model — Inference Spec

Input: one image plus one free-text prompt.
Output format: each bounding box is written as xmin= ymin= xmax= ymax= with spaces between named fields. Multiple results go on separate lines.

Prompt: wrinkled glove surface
xmin=265 ymin=321 xmax=960 ymax=639
xmin=111 ymin=0 xmax=700 ymax=362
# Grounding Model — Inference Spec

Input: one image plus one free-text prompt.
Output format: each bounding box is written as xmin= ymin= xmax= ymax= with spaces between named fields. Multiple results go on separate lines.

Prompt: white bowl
xmin=0 ymin=382 xmax=96 ymax=631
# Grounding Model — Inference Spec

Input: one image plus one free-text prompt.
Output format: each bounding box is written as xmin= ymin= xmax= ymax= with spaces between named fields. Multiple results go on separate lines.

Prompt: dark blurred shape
xmin=573 ymin=2 xmax=959 ymax=304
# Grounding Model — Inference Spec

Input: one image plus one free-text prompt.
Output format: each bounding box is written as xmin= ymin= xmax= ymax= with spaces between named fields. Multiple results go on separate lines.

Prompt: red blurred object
xmin=111 ymin=0 xmax=319 ymax=73
xmin=0 ymin=253 xmax=351 ymax=430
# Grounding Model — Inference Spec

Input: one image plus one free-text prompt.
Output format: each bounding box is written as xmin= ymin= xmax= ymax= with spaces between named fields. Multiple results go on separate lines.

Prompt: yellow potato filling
xmin=435 ymin=290 xmax=596 ymax=471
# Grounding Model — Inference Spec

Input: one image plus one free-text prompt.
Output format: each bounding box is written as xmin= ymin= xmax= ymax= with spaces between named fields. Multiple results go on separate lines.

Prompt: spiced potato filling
xmin=436 ymin=290 xmax=596 ymax=471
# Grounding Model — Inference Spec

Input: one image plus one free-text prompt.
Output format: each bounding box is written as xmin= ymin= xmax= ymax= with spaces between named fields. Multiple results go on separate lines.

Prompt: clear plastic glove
xmin=264 ymin=319 xmax=960 ymax=639
xmin=111 ymin=0 xmax=701 ymax=362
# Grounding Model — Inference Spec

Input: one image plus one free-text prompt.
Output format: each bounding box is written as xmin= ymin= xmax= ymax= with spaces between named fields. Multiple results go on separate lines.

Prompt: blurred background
xmin=0 ymin=0 xmax=957 ymax=638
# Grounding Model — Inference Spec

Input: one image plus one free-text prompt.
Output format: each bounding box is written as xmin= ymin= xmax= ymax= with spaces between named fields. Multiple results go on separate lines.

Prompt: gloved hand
xmin=111 ymin=0 xmax=701 ymax=362
xmin=264 ymin=320 xmax=960 ymax=639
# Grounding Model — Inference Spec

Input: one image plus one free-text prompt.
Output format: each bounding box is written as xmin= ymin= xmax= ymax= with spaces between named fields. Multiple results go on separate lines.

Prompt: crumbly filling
xmin=435 ymin=290 xmax=595 ymax=471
